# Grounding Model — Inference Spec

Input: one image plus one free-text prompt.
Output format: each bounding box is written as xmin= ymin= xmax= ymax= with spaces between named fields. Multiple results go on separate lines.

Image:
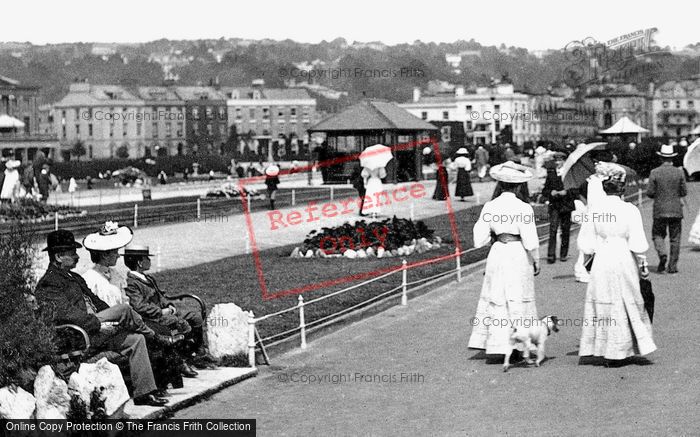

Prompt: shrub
xmin=0 ymin=224 xmax=57 ymax=389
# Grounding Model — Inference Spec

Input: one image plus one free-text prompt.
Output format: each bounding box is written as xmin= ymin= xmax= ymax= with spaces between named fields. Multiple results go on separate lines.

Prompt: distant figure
xmin=475 ymin=146 xmax=489 ymax=181
xmin=432 ymin=163 xmax=449 ymax=201
xmin=350 ymin=166 xmax=366 ymax=216
xmin=208 ymin=170 xmax=215 ymax=181
xmin=183 ymin=167 xmax=189 ymax=181
xmin=235 ymin=164 xmax=245 ymax=178
xmin=1 ymin=160 xmax=22 ymax=203
xmin=542 ymin=156 xmax=575 ymax=263
xmin=452 ymin=148 xmax=473 ymax=201
xmin=265 ymin=169 xmax=280 ymax=210
xmin=647 ymin=144 xmax=687 ymax=274
xmin=504 ymin=144 xmax=517 ymax=163
xmin=68 ymin=177 xmax=78 ymax=193
xmin=158 ymin=171 xmax=168 ymax=185
xmin=37 ymin=163 xmax=52 ymax=203
xmin=86 ymin=175 xmax=94 ymax=190
xmin=362 ymin=167 xmax=386 ymax=217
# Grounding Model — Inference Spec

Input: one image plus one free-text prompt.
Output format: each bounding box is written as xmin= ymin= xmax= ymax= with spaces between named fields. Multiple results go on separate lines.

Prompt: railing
xmin=244 ymin=186 xmax=650 ymax=368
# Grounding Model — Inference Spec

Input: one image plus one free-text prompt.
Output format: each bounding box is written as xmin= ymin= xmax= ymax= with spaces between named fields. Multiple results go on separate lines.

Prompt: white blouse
xmin=81 ymin=265 xmax=129 ymax=307
xmin=473 ymin=192 xmax=540 ymax=251
xmin=577 ymin=195 xmax=649 ymax=255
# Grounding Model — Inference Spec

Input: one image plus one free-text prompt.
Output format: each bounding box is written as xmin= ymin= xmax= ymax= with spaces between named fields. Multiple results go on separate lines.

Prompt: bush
xmin=0 ymin=224 xmax=57 ymax=389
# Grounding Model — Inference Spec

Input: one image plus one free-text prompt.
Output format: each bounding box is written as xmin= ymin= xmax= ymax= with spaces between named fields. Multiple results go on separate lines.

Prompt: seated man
xmin=35 ymin=230 xmax=180 ymax=407
xmin=123 ymin=245 xmax=211 ymax=371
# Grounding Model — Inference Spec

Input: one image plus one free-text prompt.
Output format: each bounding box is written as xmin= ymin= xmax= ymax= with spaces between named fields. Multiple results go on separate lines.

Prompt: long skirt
xmin=689 ymin=210 xmax=700 ymax=247
xmin=432 ymin=166 xmax=449 ymax=200
xmin=362 ymin=176 xmax=383 ymax=215
xmin=468 ymin=241 xmax=537 ymax=354
xmin=454 ymin=168 xmax=474 ymax=197
xmin=579 ymin=240 xmax=656 ymax=359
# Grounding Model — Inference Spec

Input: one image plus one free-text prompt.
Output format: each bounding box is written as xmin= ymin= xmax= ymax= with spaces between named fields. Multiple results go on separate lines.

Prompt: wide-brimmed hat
xmin=656 ymin=144 xmax=677 ymax=157
xmin=265 ymin=165 xmax=280 ymax=176
xmin=123 ymin=244 xmax=153 ymax=257
xmin=455 ymin=148 xmax=469 ymax=156
xmin=489 ymin=161 xmax=533 ymax=183
xmin=43 ymin=229 xmax=82 ymax=252
xmin=83 ymin=221 xmax=133 ymax=251
xmin=595 ymin=161 xmax=627 ymax=183
xmin=422 ymin=146 xmax=432 ymax=156
xmin=5 ymin=159 xmax=20 ymax=169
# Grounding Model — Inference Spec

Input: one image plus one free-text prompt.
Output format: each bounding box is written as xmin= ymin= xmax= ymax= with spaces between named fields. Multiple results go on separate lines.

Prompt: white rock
xmin=207 ymin=303 xmax=250 ymax=360
xmin=356 ymin=249 xmax=367 ymax=258
xmin=34 ymin=366 xmax=70 ymax=419
xmin=425 ymin=242 xmax=433 ymax=250
xmin=343 ymin=249 xmax=357 ymax=259
xmin=68 ymin=358 xmax=129 ymax=417
xmin=407 ymin=244 xmax=416 ymax=255
xmin=397 ymin=247 xmax=405 ymax=256
xmin=315 ymin=248 xmax=328 ymax=258
xmin=435 ymin=236 xmax=442 ymax=244
xmin=377 ymin=247 xmax=385 ymax=258
xmin=290 ymin=247 xmax=300 ymax=258
xmin=418 ymin=238 xmax=428 ymax=245
xmin=305 ymin=250 xmax=314 ymax=258
xmin=0 ymin=386 xmax=35 ymax=419
xmin=366 ymin=247 xmax=375 ymax=257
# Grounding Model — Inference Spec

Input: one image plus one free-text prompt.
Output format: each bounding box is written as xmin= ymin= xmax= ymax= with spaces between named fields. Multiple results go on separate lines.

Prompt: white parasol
xmin=683 ymin=138 xmax=700 ymax=176
xmin=265 ymin=165 xmax=280 ymax=176
xmin=359 ymin=144 xmax=393 ymax=170
xmin=454 ymin=156 xmax=471 ymax=169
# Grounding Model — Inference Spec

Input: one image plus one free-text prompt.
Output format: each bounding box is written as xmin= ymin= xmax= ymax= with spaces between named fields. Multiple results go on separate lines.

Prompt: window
xmin=263 ymin=108 xmax=270 ymax=120
xmin=207 ymin=124 xmax=213 ymax=135
xmin=421 ymin=111 xmax=427 ymax=120
xmin=177 ymin=122 xmax=183 ymax=137
xmin=495 ymin=120 xmax=500 ymax=131
xmin=494 ymin=104 xmax=500 ymax=113
xmin=689 ymin=101 xmax=695 ymax=108
xmin=122 ymin=123 xmax=128 ymax=137
xmin=192 ymin=107 xmax=200 ymax=119
xmin=88 ymin=124 xmax=93 ymax=136
xmin=109 ymin=124 xmax=114 ymax=138
xmin=165 ymin=123 xmax=172 ymax=138
xmin=603 ymin=99 xmax=612 ymax=110
xmin=662 ymin=100 xmax=669 ymax=109
xmin=249 ymin=108 xmax=256 ymax=119
xmin=192 ymin=124 xmax=199 ymax=135
xmin=302 ymin=106 xmax=309 ymax=117
xmin=62 ymin=125 xmax=66 ymax=138
xmin=136 ymin=123 xmax=142 ymax=136
xmin=466 ymin=105 xmax=472 ymax=111
xmin=290 ymin=107 xmax=297 ymax=117
xmin=206 ymin=106 xmax=213 ymax=119
xmin=278 ymin=108 xmax=285 ymax=117
xmin=236 ymin=108 xmax=242 ymax=119
xmin=75 ymin=108 xmax=80 ymax=119
xmin=441 ymin=126 xmax=451 ymax=142
xmin=88 ymin=145 xmax=93 ymax=159
xmin=218 ymin=107 xmax=226 ymax=120
xmin=466 ymin=121 xmax=473 ymax=130
xmin=152 ymin=122 xmax=158 ymax=138
xmin=75 ymin=124 xmax=80 ymax=135
xmin=442 ymin=111 xmax=449 ymax=120
xmin=676 ymin=100 xmax=681 ymax=109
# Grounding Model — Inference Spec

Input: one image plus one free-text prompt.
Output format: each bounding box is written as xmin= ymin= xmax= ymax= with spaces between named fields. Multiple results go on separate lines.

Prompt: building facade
xmin=584 ymin=83 xmax=652 ymax=131
xmin=0 ymin=75 xmax=57 ymax=162
xmin=133 ymin=86 xmax=187 ymax=157
xmin=173 ymin=86 xmax=228 ymax=154
xmin=650 ymin=77 xmax=700 ymax=138
xmin=223 ymin=80 xmax=320 ymax=161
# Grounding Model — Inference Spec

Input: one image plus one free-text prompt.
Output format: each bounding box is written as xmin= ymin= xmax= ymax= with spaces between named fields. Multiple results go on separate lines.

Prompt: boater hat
xmin=455 ymin=148 xmax=469 ymax=156
xmin=83 ymin=221 xmax=133 ymax=251
xmin=656 ymin=144 xmax=677 ymax=157
xmin=5 ymin=159 xmax=21 ymax=169
xmin=489 ymin=161 xmax=533 ymax=183
xmin=123 ymin=244 xmax=153 ymax=257
xmin=43 ymin=229 xmax=83 ymax=252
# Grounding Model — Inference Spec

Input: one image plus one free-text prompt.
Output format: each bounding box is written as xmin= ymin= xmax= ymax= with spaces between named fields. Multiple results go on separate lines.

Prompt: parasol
xmin=0 ymin=114 xmax=25 ymax=129
xmin=359 ymin=144 xmax=393 ymax=170
xmin=683 ymin=138 xmax=700 ymax=176
xmin=560 ymin=142 xmax=608 ymax=189
xmin=265 ymin=165 xmax=280 ymax=176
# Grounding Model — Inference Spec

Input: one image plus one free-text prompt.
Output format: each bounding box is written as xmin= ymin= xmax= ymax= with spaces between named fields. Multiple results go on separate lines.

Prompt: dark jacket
xmin=264 ymin=175 xmax=280 ymax=192
xmin=542 ymin=169 xmax=576 ymax=212
xmin=125 ymin=272 xmax=178 ymax=326
xmin=647 ymin=162 xmax=687 ymax=218
xmin=35 ymin=265 xmax=109 ymax=334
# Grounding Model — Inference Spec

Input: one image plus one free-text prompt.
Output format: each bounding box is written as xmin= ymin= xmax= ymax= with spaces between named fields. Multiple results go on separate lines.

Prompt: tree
xmin=115 ymin=145 xmax=129 ymax=159
xmin=70 ymin=140 xmax=87 ymax=161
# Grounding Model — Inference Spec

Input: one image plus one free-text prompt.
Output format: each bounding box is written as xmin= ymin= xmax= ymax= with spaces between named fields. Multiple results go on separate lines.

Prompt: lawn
xmin=155 ymin=203 xmax=549 ymax=341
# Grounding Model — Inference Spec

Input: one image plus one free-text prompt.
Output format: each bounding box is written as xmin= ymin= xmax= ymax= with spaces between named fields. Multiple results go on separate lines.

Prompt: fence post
xmin=476 ymin=193 xmax=481 ymax=205
xmin=54 ymin=212 xmax=59 ymax=231
xmin=197 ymin=198 xmax=201 ymax=221
xmin=298 ymin=296 xmax=307 ymax=349
xmin=637 ymin=187 xmax=643 ymax=208
xmin=456 ymin=248 xmax=462 ymax=282
xmin=410 ymin=202 xmax=415 ymax=221
xmin=401 ymin=259 xmax=408 ymax=305
xmin=248 ymin=311 xmax=257 ymax=368
xmin=133 ymin=204 xmax=138 ymax=228
xmin=156 ymin=245 xmax=162 ymax=273
xmin=330 ymin=186 xmax=334 ymax=201
xmin=292 ymin=189 xmax=296 ymax=206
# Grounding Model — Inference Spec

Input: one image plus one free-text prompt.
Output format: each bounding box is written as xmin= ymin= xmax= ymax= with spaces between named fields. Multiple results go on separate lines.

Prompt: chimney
xmin=69 ymin=82 xmax=90 ymax=93
xmin=412 ymin=87 xmax=421 ymax=102
xmin=455 ymin=85 xmax=465 ymax=97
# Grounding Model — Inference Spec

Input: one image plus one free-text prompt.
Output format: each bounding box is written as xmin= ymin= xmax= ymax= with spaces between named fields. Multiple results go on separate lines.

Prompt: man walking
xmin=475 ymin=145 xmax=489 ymax=182
xmin=35 ymin=230 xmax=178 ymax=406
xmin=542 ymin=154 xmax=575 ymax=263
xmin=647 ymin=144 xmax=687 ymax=273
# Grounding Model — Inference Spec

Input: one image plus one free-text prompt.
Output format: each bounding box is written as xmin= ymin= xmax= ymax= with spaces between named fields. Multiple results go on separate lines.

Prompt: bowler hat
xmin=123 ymin=244 xmax=153 ymax=257
xmin=43 ymin=230 xmax=82 ymax=252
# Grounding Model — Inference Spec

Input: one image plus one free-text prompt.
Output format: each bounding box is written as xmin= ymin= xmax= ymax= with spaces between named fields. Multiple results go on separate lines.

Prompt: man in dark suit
xmin=542 ymin=154 xmax=576 ymax=263
xmin=35 ymin=230 xmax=175 ymax=406
xmin=647 ymin=144 xmax=688 ymax=273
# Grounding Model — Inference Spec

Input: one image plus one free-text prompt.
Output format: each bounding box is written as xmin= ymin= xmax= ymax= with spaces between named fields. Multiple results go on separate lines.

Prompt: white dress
xmin=81 ymin=265 xmax=129 ymax=307
xmin=468 ymin=192 xmax=540 ymax=354
xmin=577 ymin=195 xmax=656 ymax=359
xmin=362 ymin=167 xmax=385 ymax=215
xmin=689 ymin=210 xmax=700 ymax=247
xmin=1 ymin=169 xmax=20 ymax=200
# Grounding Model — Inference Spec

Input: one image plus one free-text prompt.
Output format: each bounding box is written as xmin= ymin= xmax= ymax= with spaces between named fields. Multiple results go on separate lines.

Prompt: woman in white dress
xmin=577 ymin=162 xmax=656 ymax=361
xmin=468 ymin=162 xmax=541 ymax=356
xmin=81 ymin=221 xmax=133 ymax=306
xmin=361 ymin=167 xmax=386 ymax=217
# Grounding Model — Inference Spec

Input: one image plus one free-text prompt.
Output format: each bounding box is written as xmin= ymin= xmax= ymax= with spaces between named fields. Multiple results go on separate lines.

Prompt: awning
xmin=0 ymin=114 xmax=25 ymax=129
xmin=599 ymin=116 xmax=649 ymax=134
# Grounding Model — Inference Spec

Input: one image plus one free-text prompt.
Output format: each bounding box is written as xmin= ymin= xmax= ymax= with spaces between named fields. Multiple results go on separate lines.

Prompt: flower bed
xmin=290 ymin=217 xmax=443 ymax=259
xmin=0 ymin=199 xmax=87 ymax=223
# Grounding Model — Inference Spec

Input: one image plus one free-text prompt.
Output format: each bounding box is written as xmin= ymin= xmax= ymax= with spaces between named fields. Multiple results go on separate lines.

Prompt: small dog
xmin=503 ymin=315 xmax=559 ymax=372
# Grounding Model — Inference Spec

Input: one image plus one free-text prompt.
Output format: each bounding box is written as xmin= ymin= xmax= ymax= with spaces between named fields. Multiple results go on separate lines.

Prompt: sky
xmin=1 ymin=0 xmax=697 ymax=51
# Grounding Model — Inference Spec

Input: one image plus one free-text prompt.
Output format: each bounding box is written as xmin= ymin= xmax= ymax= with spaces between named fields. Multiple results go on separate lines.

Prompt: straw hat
xmin=5 ymin=159 xmax=20 ymax=169
xmin=422 ymin=146 xmax=432 ymax=155
xmin=83 ymin=221 xmax=133 ymax=251
xmin=656 ymin=144 xmax=677 ymax=158
xmin=123 ymin=244 xmax=154 ymax=257
xmin=455 ymin=148 xmax=469 ymax=156
xmin=489 ymin=161 xmax=533 ymax=183
xmin=265 ymin=165 xmax=280 ymax=176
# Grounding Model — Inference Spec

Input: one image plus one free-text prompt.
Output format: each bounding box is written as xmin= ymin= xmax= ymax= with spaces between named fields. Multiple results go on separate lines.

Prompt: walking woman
xmin=265 ymin=165 xmax=280 ymax=210
xmin=577 ymin=162 xmax=656 ymax=362
xmin=468 ymin=162 xmax=540 ymax=356
xmin=432 ymin=161 xmax=449 ymax=201
xmin=452 ymin=148 xmax=474 ymax=201
xmin=361 ymin=166 xmax=386 ymax=217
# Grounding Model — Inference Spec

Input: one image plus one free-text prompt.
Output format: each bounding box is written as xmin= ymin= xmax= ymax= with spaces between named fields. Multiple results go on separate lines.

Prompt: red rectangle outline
xmin=239 ymin=137 xmax=462 ymax=300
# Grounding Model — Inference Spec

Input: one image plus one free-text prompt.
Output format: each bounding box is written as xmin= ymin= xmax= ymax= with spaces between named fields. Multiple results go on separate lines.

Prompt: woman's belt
xmin=495 ymin=233 xmax=522 ymax=243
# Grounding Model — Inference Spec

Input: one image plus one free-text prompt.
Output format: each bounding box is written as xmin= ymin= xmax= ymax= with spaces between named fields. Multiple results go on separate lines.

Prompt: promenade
xmin=174 ymin=183 xmax=700 ymax=435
